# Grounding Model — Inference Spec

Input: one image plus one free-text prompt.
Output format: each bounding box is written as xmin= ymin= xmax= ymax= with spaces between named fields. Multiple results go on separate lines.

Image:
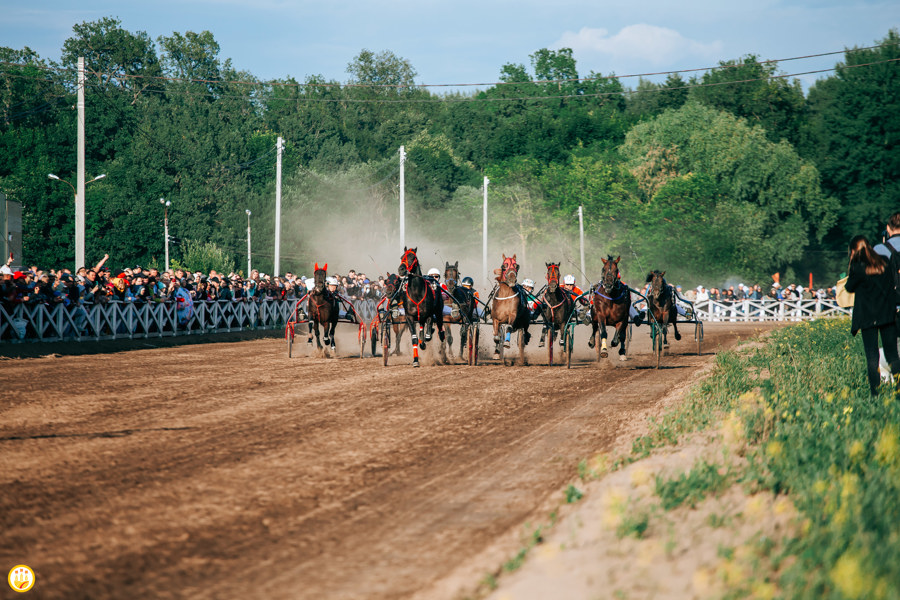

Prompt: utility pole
xmin=76 ymin=57 xmax=85 ymax=271
xmin=160 ymin=198 xmax=171 ymax=271
xmin=246 ymin=209 xmax=252 ymax=275
xmin=274 ymin=136 xmax=283 ymax=276
xmin=399 ymin=146 xmax=406 ymax=249
xmin=578 ymin=205 xmax=586 ymax=287
xmin=483 ymin=176 xmax=489 ymax=288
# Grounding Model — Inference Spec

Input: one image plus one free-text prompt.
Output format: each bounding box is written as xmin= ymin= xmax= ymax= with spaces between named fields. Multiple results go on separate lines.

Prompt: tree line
xmin=1 ymin=18 xmax=897 ymax=286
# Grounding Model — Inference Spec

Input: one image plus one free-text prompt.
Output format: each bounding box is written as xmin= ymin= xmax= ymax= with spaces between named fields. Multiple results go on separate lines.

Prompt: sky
xmin=1 ymin=0 xmax=898 ymax=93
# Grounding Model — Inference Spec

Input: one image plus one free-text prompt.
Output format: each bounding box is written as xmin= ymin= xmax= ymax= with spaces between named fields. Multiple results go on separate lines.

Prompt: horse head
xmin=398 ymin=247 xmax=420 ymax=277
xmin=444 ymin=261 xmax=459 ymax=293
xmin=601 ymin=255 xmax=621 ymax=294
xmin=384 ymin=273 xmax=401 ymax=295
xmin=498 ymin=254 xmax=518 ymax=285
xmin=645 ymin=270 xmax=667 ymax=302
xmin=546 ymin=262 xmax=561 ymax=292
xmin=313 ymin=262 xmax=328 ymax=292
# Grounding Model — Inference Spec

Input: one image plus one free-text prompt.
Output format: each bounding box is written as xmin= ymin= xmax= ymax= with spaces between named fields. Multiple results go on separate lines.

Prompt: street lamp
xmin=160 ymin=198 xmax=171 ymax=272
xmin=245 ymin=209 xmax=252 ymax=275
xmin=48 ymin=173 xmax=106 ymax=271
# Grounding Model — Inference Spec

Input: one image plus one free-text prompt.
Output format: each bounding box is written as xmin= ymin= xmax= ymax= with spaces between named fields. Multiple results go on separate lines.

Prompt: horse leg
xmin=492 ymin=319 xmax=501 ymax=359
xmin=329 ymin=320 xmax=337 ymax=354
xmin=424 ymin=317 xmax=433 ymax=342
xmin=392 ymin=324 xmax=404 ymax=355
xmin=408 ymin=317 xmax=421 ymax=367
xmin=672 ymin=311 xmax=682 ymax=341
xmin=588 ymin=320 xmax=598 ymax=349
xmin=616 ymin=320 xmax=628 ymax=361
xmin=599 ymin=322 xmax=609 ymax=358
xmin=314 ymin=321 xmax=323 ymax=351
xmin=518 ymin=327 xmax=528 ymax=366
xmin=307 ymin=320 xmax=314 ymax=345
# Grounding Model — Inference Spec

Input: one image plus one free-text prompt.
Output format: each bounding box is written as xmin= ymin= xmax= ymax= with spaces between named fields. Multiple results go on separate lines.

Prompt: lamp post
xmin=159 ymin=198 xmax=171 ymax=272
xmin=48 ymin=172 xmax=106 ymax=271
xmin=245 ymin=209 xmax=252 ymax=275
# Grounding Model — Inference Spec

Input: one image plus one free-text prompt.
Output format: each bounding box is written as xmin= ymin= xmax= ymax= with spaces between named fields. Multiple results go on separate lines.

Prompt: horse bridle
xmin=400 ymin=250 xmax=419 ymax=275
xmin=501 ymin=257 xmax=518 ymax=282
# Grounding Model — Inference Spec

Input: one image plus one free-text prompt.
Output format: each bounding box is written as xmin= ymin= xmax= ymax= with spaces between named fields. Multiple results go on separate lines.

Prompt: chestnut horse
xmin=645 ymin=270 xmax=681 ymax=348
xmin=589 ymin=255 xmax=631 ymax=360
xmin=491 ymin=253 xmax=531 ymax=364
xmin=307 ymin=263 xmax=339 ymax=354
xmin=441 ymin=261 xmax=477 ymax=359
xmin=398 ymin=247 xmax=444 ymax=367
xmin=538 ymin=261 xmax=575 ymax=352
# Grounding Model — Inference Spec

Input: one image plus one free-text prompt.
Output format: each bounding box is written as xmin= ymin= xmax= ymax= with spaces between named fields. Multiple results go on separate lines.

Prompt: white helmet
xmin=325 ymin=276 xmax=338 ymax=285
xmin=427 ymin=268 xmax=441 ymax=276
xmin=563 ymin=274 xmax=576 ymax=285
xmin=523 ymin=278 xmax=535 ymax=288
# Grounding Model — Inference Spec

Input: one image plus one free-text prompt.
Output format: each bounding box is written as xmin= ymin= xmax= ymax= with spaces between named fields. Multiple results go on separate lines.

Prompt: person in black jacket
xmin=845 ymin=234 xmax=900 ymax=396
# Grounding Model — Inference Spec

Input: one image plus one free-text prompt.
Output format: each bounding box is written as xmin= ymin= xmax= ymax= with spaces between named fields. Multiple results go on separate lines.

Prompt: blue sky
xmin=1 ymin=0 xmax=897 ymax=92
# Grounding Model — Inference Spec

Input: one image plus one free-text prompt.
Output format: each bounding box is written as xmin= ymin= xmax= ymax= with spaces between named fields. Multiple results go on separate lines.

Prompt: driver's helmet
xmin=461 ymin=276 xmax=474 ymax=288
xmin=427 ymin=268 xmax=441 ymax=277
xmin=522 ymin=278 xmax=535 ymax=288
xmin=325 ymin=276 xmax=338 ymax=286
xmin=563 ymin=274 xmax=576 ymax=285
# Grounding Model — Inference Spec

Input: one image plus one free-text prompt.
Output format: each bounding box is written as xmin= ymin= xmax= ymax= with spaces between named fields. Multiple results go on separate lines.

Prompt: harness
xmin=593 ymin=281 xmax=629 ymax=303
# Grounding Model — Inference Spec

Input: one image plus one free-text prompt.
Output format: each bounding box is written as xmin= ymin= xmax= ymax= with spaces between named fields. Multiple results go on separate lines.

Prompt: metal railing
xmin=1 ymin=296 xmax=849 ymax=344
xmin=0 ymin=297 xmax=385 ymax=343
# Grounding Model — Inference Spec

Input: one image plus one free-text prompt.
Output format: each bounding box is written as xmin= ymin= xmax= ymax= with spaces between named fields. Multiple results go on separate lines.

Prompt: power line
xmin=1 ymin=40 xmax=896 ymax=90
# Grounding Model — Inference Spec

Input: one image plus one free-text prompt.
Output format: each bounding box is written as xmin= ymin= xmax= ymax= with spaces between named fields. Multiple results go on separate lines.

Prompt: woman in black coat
xmin=845 ymin=235 xmax=900 ymax=395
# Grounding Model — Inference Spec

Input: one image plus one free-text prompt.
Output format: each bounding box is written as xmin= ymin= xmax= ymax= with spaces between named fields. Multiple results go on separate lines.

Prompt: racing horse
xmin=491 ymin=254 xmax=531 ymax=365
xmin=398 ymin=247 xmax=445 ymax=367
xmin=441 ymin=261 xmax=477 ymax=359
xmin=538 ymin=261 xmax=575 ymax=352
xmin=589 ymin=255 xmax=631 ymax=361
xmin=645 ymin=270 xmax=681 ymax=349
xmin=307 ymin=263 xmax=340 ymax=355
xmin=381 ymin=273 xmax=408 ymax=355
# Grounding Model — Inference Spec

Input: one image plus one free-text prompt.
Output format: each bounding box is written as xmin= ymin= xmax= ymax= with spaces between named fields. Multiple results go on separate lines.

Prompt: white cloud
xmin=554 ymin=24 xmax=723 ymax=66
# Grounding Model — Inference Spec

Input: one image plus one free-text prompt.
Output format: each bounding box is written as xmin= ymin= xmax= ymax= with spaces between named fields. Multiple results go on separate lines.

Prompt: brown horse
xmin=307 ymin=263 xmax=339 ymax=355
xmin=398 ymin=247 xmax=444 ymax=367
xmin=491 ymin=253 xmax=531 ymax=365
xmin=589 ymin=255 xmax=631 ymax=360
xmin=645 ymin=270 xmax=681 ymax=348
xmin=538 ymin=261 xmax=574 ymax=350
xmin=442 ymin=261 xmax=477 ymax=359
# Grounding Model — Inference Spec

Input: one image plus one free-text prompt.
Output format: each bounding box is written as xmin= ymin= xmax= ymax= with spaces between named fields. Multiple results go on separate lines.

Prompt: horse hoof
xmin=588 ymin=339 xmax=595 ymax=349
xmin=503 ymin=341 xmax=510 ymax=349
xmin=538 ymin=340 xmax=545 ymax=348
xmin=600 ymin=349 xmax=608 ymax=358
xmin=675 ymin=333 xmax=682 ymax=341
xmin=413 ymin=361 xmax=420 ymax=368
xmin=619 ymin=354 xmax=627 ymax=361
xmin=611 ymin=340 xmax=619 ymax=347
xmin=420 ymin=342 xmax=427 ymax=350
xmin=493 ymin=352 xmax=500 ymax=360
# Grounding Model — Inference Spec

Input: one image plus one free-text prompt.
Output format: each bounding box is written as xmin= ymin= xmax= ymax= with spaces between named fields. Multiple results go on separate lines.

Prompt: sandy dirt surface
xmin=0 ymin=321 xmax=778 ymax=600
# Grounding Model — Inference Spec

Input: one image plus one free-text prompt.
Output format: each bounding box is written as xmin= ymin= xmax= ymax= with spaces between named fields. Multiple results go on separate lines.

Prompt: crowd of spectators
xmin=675 ymin=282 xmax=837 ymax=303
xmin=0 ymin=254 xmax=396 ymax=313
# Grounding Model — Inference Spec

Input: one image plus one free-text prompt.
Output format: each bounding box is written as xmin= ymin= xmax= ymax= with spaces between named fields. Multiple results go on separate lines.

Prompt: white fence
xmin=691 ymin=298 xmax=850 ymax=321
xmin=0 ymin=297 xmax=849 ymax=344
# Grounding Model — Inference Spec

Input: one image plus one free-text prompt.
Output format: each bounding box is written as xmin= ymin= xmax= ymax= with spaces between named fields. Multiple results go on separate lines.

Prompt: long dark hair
xmin=849 ymin=235 xmax=886 ymax=275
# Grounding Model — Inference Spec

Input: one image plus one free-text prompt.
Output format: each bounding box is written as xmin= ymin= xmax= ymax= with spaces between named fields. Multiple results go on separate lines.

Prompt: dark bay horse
xmin=491 ymin=253 xmax=531 ymax=365
xmin=589 ymin=255 xmax=631 ymax=360
xmin=398 ymin=247 xmax=444 ymax=367
xmin=442 ymin=261 xmax=477 ymax=359
xmin=646 ymin=270 xmax=681 ymax=349
xmin=374 ymin=273 xmax=408 ymax=355
xmin=539 ymin=262 xmax=575 ymax=350
xmin=307 ymin=263 xmax=339 ymax=355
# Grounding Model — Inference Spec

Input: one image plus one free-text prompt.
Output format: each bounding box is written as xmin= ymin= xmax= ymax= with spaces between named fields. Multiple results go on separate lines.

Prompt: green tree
xmin=802 ymin=30 xmax=900 ymax=237
xmin=620 ymin=101 xmax=838 ymax=283
xmin=689 ymin=55 xmax=806 ymax=146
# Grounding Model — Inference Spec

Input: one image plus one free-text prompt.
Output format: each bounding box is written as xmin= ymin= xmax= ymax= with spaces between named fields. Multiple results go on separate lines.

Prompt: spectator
xmin=845 ymin=234 xmax=900 ymax=396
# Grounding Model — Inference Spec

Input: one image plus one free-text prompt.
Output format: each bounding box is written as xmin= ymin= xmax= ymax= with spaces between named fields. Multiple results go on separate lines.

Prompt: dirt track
xmin=0 ymin=322 xmax=777 ymax=599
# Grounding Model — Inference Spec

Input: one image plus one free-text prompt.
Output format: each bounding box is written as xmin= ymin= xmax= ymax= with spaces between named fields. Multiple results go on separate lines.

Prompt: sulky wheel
xmin=695 ymin=321 xmax=704 ymax=356
xmin=287 ymin=325 xmax=294 ymax=358
xmin=370 ymin=324 xmax=378 ymax=358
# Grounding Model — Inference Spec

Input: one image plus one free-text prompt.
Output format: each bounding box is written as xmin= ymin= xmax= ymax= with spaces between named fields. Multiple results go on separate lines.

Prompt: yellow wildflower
xmin=849 ymin=440 xmax=865 ymax=462
xmin=875 ymin=425 xmax=900 ymax=467
xmin=830 ymin=552 xmax=870 ymax=599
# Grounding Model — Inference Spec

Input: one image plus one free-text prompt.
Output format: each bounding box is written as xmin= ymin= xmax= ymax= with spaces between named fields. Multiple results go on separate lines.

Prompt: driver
xmin=522 ymin=278 xmax=542 ymax=319
xmin=562 ymin=274 xmax=590 ymax=323
xmin=326 ymin=276 xmax=349 ymax=320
